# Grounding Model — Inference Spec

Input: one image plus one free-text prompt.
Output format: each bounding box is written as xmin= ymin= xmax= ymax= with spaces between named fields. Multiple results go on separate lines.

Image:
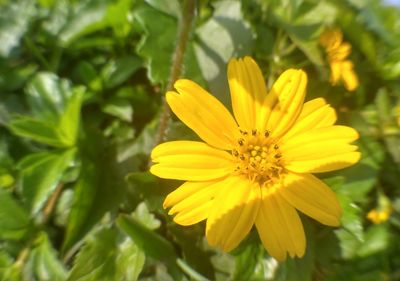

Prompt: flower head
xmin=150 ymin=57 xmax=360 ymax=261
xmin=320 ymin=28 xmax=359 ymax=91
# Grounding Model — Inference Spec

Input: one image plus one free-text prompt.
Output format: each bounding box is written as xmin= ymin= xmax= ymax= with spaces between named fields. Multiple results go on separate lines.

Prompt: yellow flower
xmin=150 ymin=57 xmax=360 ymax=261
xmin=367 ymin=208 xmax=391 ymax=224
xmin=320 ymin=28 xmax=359 ymax=91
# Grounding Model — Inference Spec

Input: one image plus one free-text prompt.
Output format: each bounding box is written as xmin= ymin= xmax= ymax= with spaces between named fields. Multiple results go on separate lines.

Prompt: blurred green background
xmin=1 ymin=0 xmax=400 ymax=280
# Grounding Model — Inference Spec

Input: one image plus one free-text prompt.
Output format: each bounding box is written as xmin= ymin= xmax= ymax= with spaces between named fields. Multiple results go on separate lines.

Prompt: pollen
xmin=231 ymin=129 xmax=284 ymax=186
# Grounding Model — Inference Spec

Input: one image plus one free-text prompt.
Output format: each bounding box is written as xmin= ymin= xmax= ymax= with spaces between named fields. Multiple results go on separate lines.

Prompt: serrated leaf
xmin=134 ymin=3 xmax=177 ymax=84
xmin=10 ymin=73 xmax=84 ymax=147
xmin=30 ymin=232 xmax=67 ymax=281
xmin=0 ymin=189 xmax=30 ymax=240
xmin=117 ymin=214 xmax=176 ymax=261
xmin=67 ymin=227 xmax=144 ymax=281
xmin=132 ymin=202 xmax=161 ymax=230
xmin=18 ymin=148 xmax=76 ymax=215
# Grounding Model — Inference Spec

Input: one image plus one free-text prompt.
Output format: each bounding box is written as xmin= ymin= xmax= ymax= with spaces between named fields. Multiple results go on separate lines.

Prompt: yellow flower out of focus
xmin=320 ymin=28 xmax=359 ymax=91
xmin=367 ymin=207 xmax=392 ymax=224
xmin=150 ymin=57 xmax=361 ymax=261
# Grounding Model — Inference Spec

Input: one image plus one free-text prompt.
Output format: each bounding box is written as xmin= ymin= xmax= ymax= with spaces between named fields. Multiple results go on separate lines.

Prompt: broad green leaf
xmin=101 ymin=56 xmax=142 ymax=89
xmin=357 ymin=225 xmax=390 ymax=257
xmin=29 ymin=232 xmax=67 ymax=281
xmin=10 ymin=73 xmax=84 ymax=147
xmin=134 ymin=3 xmax=178 ymax=84
xmin=116 ymin=214 xmax=176 ymax=261
xmin=59 ymin=0 xmax=109 ymax=45
xmin=63 ymin=136 xmax=126 ymax=252
xmin=336 ymin=136 xmax=384 ymax=202
xmin=0 ymin=189 xmax=30 ymax=240
xmin=194 ymin=0 xmax=253 ymax=103
xmin=18 ymin=148 xmax=76 ymax=215
xmin=26 ymin=73 xmax=73 ymax=121
xmin=58 ymin=87 xmax=85 ymax=147
xmin=145 ymin=0 xmax=181 ymax=18
xmin=0 ymin=0 xmax=35 ymax=57
xmin=67 ymin=227 xmax=145 ymax=281
xmin=9 ymin=117 xmax=71 ymax=148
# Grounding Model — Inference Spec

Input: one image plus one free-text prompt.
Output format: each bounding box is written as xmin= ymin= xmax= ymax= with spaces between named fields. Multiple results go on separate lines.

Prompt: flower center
xmin=232 ymin=129 xmax=284 ymax=186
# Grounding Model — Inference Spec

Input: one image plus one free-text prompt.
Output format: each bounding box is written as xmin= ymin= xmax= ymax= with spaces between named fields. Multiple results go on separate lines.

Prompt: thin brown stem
xmin=42 ymin=183 xmax=64 ymax=224
xmin=152 ymin=0 xmax=197 ymax=153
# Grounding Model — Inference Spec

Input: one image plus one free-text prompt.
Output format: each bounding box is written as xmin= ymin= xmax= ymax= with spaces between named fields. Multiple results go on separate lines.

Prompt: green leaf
xmin=145 ymin=0 xmax=181 ymax=18
xmin=59 ymin=0 xmax=109 ymax=45
xmin=0 ymin=189 xmax=30 ymax=240
xmin=67 ymin=227 xmax=145 ymax=281
xmin=10 ymin=73 xmax=84 ymax=147
xmin=102 ymin=98 xmax=133 ymax=122
xmin=116 ymin=214 xmax=176 ymax=261
xmin=18 ymin=148 xmax=76 ymax=215
xmin=194 ymin=0 xmax=253 ymax=103
xmin=0 ymin=0 xmax=35 ymax=57
xmin=101 ymin=56 xmax=142 ymax=89
xmin=30 ymin=232 xmax=67 ymax=281
xmin=63 ymin=136 xmax=126 ymax=252
xmin=134 ymin=3 xmax=178 ymax=84
xmin=232 ymin=240 xmax=264 ymax=281
xmin=357 ymin=225 xmax=390 ymax=257
xmin=58 ymin=87 xmax=85 ymax=147
xmin=26 ymin=72 xmax=73 ymax=121
xmin=9 ymin=117 xmax=71 ymax=148
xmin=62 ymin=158 xmax=97 ymax=253
xmin=131 ymin=202 xmax=161 ymax=230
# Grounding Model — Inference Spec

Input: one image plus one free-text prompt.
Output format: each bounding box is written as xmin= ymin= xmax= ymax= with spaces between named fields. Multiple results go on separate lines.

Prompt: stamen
xmin=233 ymin=129 xmax=284 ymax=186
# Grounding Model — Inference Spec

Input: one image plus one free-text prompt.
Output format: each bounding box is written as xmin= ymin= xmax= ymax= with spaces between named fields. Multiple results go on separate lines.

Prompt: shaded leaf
xmin=18 ymin=148 xmax=76 ymax=215
xmin=0 ymin=189 xmax=30 ymax=240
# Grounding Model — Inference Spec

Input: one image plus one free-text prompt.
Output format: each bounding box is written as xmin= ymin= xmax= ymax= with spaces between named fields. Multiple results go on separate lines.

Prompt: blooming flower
xmin=150 ymin=57 xmax=360 ymax=261
xmin=320 ymin=28 xmax=359 ymax=91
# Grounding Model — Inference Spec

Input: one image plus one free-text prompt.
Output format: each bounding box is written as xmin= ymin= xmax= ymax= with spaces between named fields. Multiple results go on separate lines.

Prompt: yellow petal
xmin=341 ymin=61 xmax=359 ymax=91
xmin=228 ymin=57 xmax=268 ymax=131
xmin=206 ymin=176 xmax=260 ymax=252
xmin=255 ymin=191 xmax=305 ymax=261
xmin=329 ymin=61 xmax=342 ymax=85
xmin=263 ymin=69 xmax=308 ymax=138
xmin=283 ymin=98 xmax=337 ymax=139
xmin=150 ymin=141 xmax=234 ymax=181
xmin=285 ymin=152 xmax=361 ymax=173
xmin=280 ymin=173 xmax=342 ymax=226
xmin=164 ymin=181 xmax=220 ymax=225
xmin=320 ymin=28 xmax=343 ymax=50
xmin=166 ymin=79 xmax=238 ymax=150
xmin=282 ymin=126 xmax=360 ymax=173
xmin=328 ymin=42 xmax=351 ymax=61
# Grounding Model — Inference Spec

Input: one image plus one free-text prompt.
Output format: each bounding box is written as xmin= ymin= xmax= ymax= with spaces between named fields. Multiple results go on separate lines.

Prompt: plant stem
xmin=42 ymin=183 xmax=64 ymax=224
xmin=152 ymin=0 xmax=196 ymax=153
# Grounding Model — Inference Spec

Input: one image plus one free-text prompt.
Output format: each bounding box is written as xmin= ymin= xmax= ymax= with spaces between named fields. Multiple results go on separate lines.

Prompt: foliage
xmin=0 ymin=0 xmax=400 ymax=280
